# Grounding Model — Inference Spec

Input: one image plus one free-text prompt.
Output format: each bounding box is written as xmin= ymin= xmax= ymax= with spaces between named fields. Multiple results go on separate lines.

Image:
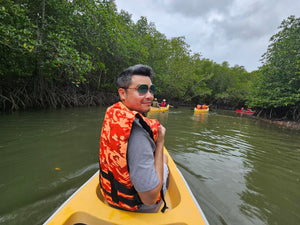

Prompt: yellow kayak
xmin=43 ymin=148 xmax=209 ymax=225
xmin=150 ymin=104 xmax=169 ymax=112
xmin=194 ymin=107 xmax=209 ymax=113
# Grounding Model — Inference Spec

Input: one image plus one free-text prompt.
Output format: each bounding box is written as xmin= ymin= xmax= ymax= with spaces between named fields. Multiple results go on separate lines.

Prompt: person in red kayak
xmin=99 ymin=64 xmax=169 ymax=213
xmin=160 ymin=99 xmax=167 ymax=107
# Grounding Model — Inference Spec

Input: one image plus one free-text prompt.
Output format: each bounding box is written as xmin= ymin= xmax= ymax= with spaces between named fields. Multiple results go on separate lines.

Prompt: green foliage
xmin=247 ymin=15 xmax=300 ymax=119
xmin=4 ymin=0 xmax=298 ymax=122
xmin=0 ymin=0 xmax=38 ymax=77
xmin=205 ymin=62 xmax=253 ymax=107
xmin=0 ymin=0 xmax=252 ymax=99
xmin=0 ymin=0 xmax=36 ymax=51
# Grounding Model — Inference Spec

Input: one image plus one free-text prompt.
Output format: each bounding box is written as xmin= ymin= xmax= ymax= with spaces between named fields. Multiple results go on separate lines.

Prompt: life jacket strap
xmin=160 ymin=188 xmax=168 ymax=213
xmin=99 ymin=168 xmax=142 ymax=207
xmin=135 ymin=114 xmax=154 ymax=140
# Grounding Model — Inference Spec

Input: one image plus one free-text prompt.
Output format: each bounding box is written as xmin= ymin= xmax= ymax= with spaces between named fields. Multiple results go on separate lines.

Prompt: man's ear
xmin=118 ymin=88 xmax=126 ymax=102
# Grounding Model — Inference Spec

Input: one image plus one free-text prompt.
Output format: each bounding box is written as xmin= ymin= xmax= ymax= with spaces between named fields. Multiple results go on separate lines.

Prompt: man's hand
xmin=157 ymin=125 xmax=166 ymax=145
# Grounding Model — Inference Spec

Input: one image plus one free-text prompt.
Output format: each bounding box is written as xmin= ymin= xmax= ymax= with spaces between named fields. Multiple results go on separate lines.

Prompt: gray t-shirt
xmin=127 ymin=118 xmax=169 ymax=212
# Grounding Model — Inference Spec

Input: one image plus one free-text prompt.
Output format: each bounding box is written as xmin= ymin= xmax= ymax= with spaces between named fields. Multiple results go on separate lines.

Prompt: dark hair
xmin=117 ymin=64 xmax=154 ymax=88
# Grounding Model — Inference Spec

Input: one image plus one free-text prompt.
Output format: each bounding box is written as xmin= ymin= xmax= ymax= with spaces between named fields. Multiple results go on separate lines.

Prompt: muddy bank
xmin=206 ymin=105 xmax=300 ymax=131
xmin=0 ymin=82 xmax=119 ymax=112
xmin=254 ymin=118 xmax=300 ymax=130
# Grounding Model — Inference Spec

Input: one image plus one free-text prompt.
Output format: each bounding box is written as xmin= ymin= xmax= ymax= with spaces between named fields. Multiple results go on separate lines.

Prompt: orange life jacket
xmin=99 ymin=102 xmax=163 ymax=211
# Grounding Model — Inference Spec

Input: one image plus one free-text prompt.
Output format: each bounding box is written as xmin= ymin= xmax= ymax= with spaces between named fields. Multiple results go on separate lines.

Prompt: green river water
xmin=0 ymin=106 xmax=299 ymax=225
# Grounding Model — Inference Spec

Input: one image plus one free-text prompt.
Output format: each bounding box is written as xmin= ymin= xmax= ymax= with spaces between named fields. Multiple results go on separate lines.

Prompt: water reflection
xmin=0 ymin=108 xmax=103 ymax=224
xmin=161 ymin=108 xmax=300 ymax=225
xmin=193 ymin=112 xmax=208 ymax=127
xmin=239 ymin=129 xmax=300 ymax=225
xmin=236 ymin=112 xmax=255 ymax=118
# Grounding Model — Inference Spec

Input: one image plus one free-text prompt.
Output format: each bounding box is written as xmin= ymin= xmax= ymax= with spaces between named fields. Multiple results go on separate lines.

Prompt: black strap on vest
xmin=99 ymin=167 xmax=142 ymax=207
xmin=135 ymin=113 xmax=154 ymax=140
xmin=100 ymin=167 xmax=168 ymax=212
xmin=160 ymin=188 xmax=168 ymax=213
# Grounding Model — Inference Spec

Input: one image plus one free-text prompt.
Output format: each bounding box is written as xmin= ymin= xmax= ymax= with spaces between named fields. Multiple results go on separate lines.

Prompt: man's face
xmin=119 ymin=75 xmax=154 ymax=113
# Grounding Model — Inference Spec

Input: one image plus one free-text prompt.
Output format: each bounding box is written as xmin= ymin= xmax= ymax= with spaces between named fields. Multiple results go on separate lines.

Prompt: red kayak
xmin=236 ymin=109 xmax=256 ymax=114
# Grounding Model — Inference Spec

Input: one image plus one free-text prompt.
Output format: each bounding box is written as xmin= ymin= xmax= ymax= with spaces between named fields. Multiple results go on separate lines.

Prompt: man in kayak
xmin=99 ymin=64 xmax=169 ymax=213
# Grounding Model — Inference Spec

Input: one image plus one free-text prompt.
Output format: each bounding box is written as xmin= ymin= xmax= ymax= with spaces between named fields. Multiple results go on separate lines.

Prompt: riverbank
xmin=1 ymin=91 xmax=299 ymax=131
xmin=256 ymin=118 xmax=300 ymax=130
xmin=0 ymin=84 xmax=119 ymax=112
xmin=205 ymin=105 xmax=300 ymax=131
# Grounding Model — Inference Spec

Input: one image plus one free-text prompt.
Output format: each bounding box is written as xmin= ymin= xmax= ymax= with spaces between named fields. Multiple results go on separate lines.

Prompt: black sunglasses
xmin=124 ymin=84 xmax=155 ymax=95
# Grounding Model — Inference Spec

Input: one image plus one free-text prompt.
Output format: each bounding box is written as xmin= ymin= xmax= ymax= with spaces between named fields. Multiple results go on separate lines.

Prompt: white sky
xmin=114 ymin=0 xmax=300 ymax=72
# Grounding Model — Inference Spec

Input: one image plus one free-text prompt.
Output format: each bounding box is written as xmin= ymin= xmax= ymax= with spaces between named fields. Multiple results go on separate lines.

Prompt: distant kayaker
xmin=152 ymin=98 xmax=159 ymax=107
xmin=196 ymin=104 xmax=208 ymax=109
xmin=99 ymin=64 xmax=169 ymax=213
xmin=160 ymin=99 xmax=167 ymax=107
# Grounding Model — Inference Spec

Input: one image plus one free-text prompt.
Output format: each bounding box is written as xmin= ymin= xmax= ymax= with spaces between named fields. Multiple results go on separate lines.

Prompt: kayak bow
xmin=150 ymin=104 xmax=170 ymax=113
xmin=194 ymin=108 xmax=209 ymax=113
